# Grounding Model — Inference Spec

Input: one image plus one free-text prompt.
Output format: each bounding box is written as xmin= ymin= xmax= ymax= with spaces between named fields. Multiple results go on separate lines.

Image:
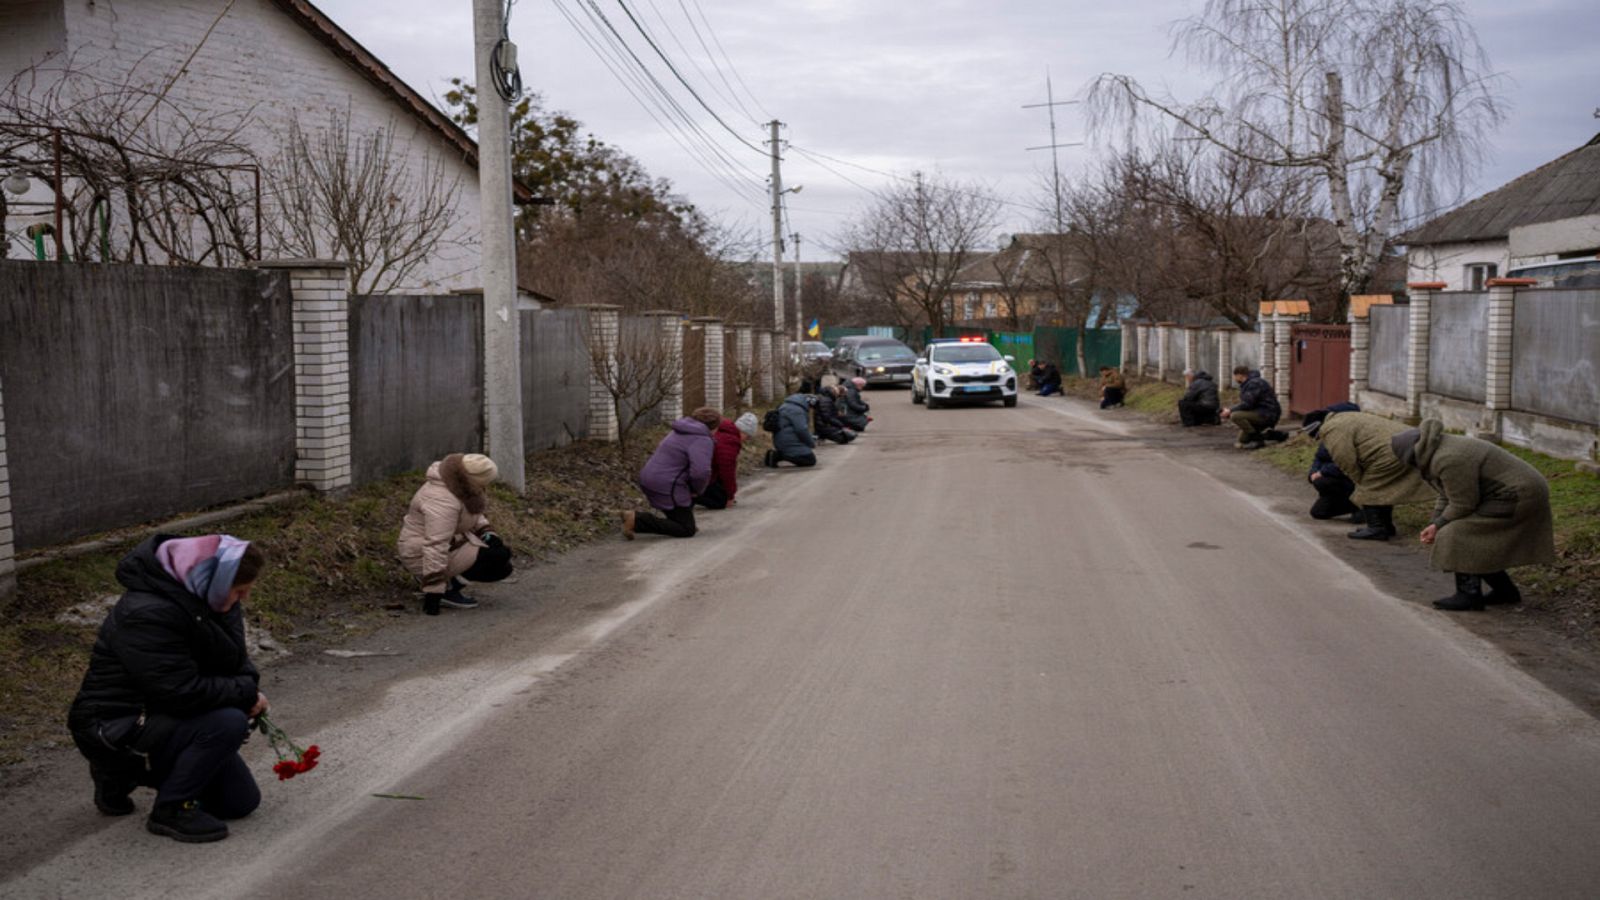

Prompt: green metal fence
xmin=1029 ymin=326 xmax=1122 ymax=376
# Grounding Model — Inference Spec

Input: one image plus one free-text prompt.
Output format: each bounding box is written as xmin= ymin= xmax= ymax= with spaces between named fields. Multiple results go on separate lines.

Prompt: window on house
xmin=1465 ymin=263 xmax=1498 ymax=291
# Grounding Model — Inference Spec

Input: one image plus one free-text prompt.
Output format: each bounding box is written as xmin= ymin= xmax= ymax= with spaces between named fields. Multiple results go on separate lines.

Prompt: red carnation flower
xmin=256 ymin=715 xmax=324 ymax=783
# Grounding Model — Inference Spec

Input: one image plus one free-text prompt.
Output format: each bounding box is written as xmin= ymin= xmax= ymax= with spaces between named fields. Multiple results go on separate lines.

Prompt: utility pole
xmin=791 ymin=233 xmax=803 ymax=342
xmin=472 ymin=0 xmax=525 ymax=491
xmin=767 ymin=120 xmax=786 ymax=333
xmin=1022 ymin=69 xmax=1082 ymax=232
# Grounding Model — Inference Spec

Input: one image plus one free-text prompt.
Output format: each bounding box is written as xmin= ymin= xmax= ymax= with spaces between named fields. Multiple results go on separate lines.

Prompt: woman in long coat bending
xmin=1392 ymin=420 xmax=1556 ymax=611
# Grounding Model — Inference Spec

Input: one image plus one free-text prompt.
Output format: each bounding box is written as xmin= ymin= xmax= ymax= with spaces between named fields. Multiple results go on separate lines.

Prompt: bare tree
xmin=265 ymin=110 xmax=466 ymax=295
xmin=585 ymin=315 xmax=684 ymax=451
xmin=842 ymin=172 xmax=1002 ymax=337
xmin=1 ymin=57 xmax=260 ymax=265
xmin=1089 ymin=0 xmax=1504 ymax=294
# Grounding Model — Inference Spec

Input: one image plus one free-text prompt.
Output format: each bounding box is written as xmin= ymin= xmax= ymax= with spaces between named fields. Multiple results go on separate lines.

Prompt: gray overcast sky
xmin=319 ymin=0 xmax=1599 ymax=260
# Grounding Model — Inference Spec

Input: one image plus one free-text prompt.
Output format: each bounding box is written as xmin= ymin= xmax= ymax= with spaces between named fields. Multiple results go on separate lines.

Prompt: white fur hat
xmin=734 ymin=412 xmax=759 ymax=437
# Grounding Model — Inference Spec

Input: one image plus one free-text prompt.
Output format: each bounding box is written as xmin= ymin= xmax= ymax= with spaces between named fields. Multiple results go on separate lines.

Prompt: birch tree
xmin=1089 ymin=0 xmax=1503 ymax=295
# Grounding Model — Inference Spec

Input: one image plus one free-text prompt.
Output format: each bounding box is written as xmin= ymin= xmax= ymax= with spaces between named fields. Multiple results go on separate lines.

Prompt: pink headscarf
xmin=157 ymin=534 xmax=252 ymax=611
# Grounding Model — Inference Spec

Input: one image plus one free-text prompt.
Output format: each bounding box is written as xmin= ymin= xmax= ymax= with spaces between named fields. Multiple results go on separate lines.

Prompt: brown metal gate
xmin=1289 ymin=323 xmax=1352 ymax=415
xmin=682 ymin=325 xmax=705 ymax=414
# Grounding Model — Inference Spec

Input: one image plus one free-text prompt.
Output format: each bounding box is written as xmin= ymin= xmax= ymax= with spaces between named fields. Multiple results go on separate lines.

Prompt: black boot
xmin=146 ymin=799 xmax=229 ymax=843
xmin=91 ymin=764 xmax=136 ymax=816
xmin=422 ymin=593 xmax=443 ymax=616
xmin=1482 ymin=571 xmax=1523 ymax=605
xmin=763 ymin=449 xmax=776 ymax=468
xmin=1433 ymin=573 xmax=1485 ymax=611
xmin=442 ymin=577 xmax=479 ymax=610
xmin=1264 ymin=429 xmax=1289 ymax=443
xmin=1347 ymin=507 xmax=1392 ymax=541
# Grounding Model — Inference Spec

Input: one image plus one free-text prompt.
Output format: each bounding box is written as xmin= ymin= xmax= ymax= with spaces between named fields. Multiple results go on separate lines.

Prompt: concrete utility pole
xmin=473 ymin=0 xmax=526 ymax=491
xmin=791 ymin=232 xmax=803 ymax=342
xmin=768 ymin=120 xmax=786 ymax=333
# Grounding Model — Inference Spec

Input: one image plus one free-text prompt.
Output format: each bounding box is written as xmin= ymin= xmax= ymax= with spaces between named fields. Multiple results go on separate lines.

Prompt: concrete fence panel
xmin=0 ymin=260 xmax=296 ymax=549
xmin=1427 ymin=292 xmax=1488 ymax=402
xmin=1194 ymin=332 xmax=1221 ymax=376
xmin=349 ymin=295 xmax=483 ymax=482
xmin=621 ymin=315 xmax=669 ymax=430
xmin=1162 ymin=328 xmax=1185 ymax=378
xmin=1143 ymin=327 xmax=1160 ymax=374
xmin=1368 ymin=305 xmax=1410 ymax=397
xmin=1229 ymin=331 xmax=1260 ymax=373
xmin=1512 ymin=288 xmax=1600 ymax=425
xmin=521 ymin=309 xmax=592 ymax=450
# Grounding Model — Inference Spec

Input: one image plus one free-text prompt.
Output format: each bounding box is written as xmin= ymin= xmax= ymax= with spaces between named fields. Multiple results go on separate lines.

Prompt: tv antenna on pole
xmin=1023 ymin=69 xmax=1082 ymax=231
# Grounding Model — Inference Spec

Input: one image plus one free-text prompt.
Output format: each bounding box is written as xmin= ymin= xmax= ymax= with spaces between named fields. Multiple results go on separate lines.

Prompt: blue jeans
xmin=1039 ymin=383 xmax=1061 ymax=396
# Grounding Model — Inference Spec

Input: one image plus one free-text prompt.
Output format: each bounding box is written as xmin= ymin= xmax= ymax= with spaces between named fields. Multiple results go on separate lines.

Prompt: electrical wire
xmin=606 ymin=0 xmax=766 ymax=155
xmin=685 ymin=0 xmax=773 ymax=122
xmin=639 ymin=0 xmax=763 ymax=129
xmin=551 ymin=0 xmax=767 ymax=204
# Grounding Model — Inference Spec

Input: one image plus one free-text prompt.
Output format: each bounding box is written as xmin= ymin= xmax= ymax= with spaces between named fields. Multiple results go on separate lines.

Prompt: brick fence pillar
xmin=1155 ymin=322 xmax=1172 ymax=381
xmin=1273 ymin=312 xmax=1295 ymax=414
xmin=772 ymin=329 xmax=788 ymax=398
xmin=692 ymin=317 xmax=724 ymax=411
xmin=582 ymin=304 xmax=622 ymax=442
xmin=1133 ymin=322 xmax=1148 ymax=375
xmin=752 ymin=330 xmax=772 ymax=403
xmin=1405 ymin=282 xmax=1444 ymax=425
xmin=1216 ymin=329 xmax=1234 ymax=382
xmin=259 ymin=260 xmax=352 ymax=493
xmin=1347 ymin=294 xmax=1391 ymax=401
xmin=642 ymin=310 xmax=686 ymax=418
xmin=1184 ymin=326 xmax=1202 ymax=375
xmin=0 ymin=372 xmax=13 ymax=603
xmin=1476 ymin=278 xmax=1535 ymax=441
xmin=1257 ymin=306 xmax=1277 ymax=387
xmin=732 ymin=324 xmax=755 ymax=406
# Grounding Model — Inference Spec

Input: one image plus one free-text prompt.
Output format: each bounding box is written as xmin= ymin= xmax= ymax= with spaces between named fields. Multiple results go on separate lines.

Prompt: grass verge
xmin=0 ymin=413 xmax=778 ymax=765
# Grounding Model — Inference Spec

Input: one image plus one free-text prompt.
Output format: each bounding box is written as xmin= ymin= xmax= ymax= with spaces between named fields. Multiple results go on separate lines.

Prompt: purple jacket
xmin=639 ymin=417 xmax=714 ymax=510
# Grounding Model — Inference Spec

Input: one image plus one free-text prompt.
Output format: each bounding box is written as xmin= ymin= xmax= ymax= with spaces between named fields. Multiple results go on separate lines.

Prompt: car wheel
xmin=912 ymin=384 xmax=924 ymax=404
xmin=926 ymin=393 xmax=940 ymax=409
xmin=1003 ymin=395 xmax=1018 ymax=408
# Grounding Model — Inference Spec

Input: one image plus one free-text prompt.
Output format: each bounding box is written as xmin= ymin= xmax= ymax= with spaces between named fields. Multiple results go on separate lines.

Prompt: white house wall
xmin=1405 ymin=241 xmax=1510 ymax=291
xmin=3 ymin=0 xmax=483 ymax=292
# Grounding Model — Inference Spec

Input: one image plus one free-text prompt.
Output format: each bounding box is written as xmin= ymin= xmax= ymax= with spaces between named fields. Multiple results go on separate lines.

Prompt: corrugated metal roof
xmin=1401 ymin=134 xmax=1600 ymax=245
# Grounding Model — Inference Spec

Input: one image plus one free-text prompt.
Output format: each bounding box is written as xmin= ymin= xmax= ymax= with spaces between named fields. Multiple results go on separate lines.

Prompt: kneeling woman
xmin=397 ymin=453 xmax=514 ymax=615
xmin=623 ymin=407 xmax=717 ymax=538
xmin=68 ymin=534 xmax=269 ymax=843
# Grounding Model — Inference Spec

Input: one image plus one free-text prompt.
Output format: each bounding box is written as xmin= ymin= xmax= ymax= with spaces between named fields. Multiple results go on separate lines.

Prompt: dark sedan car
xmin=834 ymin=339 xmax=917 ymax=386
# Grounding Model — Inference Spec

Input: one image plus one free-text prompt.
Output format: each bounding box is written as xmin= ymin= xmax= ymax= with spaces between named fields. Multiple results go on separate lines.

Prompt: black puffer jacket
xmin=1182 ymin=371 xmax=1219 ymax=409
xmin=839 ymin=383 xmax=870 ymax=430
xmin=813 ymin=392 xmax=852 ymax=439
xmin=1231 ymin=370 xmax=1281 ymax=425
xmin=68 ymin=535 xmax=259 ymax=739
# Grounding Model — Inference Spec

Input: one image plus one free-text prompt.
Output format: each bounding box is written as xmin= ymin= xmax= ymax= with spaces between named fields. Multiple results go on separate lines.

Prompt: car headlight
xmin=874 ymin=366 xmax=886 ymax=373
xmin=933 ymin=365 xmax=955 ymax=376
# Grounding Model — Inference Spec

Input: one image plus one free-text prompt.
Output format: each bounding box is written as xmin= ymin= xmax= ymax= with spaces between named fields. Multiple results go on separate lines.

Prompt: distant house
xmin=1401 ymin=134 xmax=1600 ymax=291
xmin=0 ymin=0 xmax=528 ymax=291
xmin=948 ymin=233 xmax=1086 ymax=326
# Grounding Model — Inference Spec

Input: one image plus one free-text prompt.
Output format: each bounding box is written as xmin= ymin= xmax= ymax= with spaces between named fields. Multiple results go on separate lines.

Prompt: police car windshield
xmin=931 ymin=344 xmax=1001 ymax=363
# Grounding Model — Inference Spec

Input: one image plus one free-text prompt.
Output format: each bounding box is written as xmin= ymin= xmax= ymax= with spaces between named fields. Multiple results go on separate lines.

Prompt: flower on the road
xmin=256 ymin=714 xmax=321 ymax=781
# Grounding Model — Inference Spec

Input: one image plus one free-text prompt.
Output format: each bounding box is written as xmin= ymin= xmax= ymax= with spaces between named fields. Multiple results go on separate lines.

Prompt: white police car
xmin=911 ymin=337 xmax=1019 ymax=408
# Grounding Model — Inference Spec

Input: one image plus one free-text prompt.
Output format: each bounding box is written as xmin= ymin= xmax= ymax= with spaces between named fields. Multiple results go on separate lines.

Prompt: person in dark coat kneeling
xmin=1221 ymin=366 xmax=1286 ymax=448
xmin=812 ymin=386 xmax=857 ymax=444
xmin=623 ymin=407 xmax=718 ymax=539
xmin=766 ymin=394 xmax=818 ymax=468
xmin=839 ymin=377 xmax=872 ymax=431
xmin=1299 ymin=403 xmax=1362 ymax=520
xmin=1178 ymin=370 xmax=1220 ymax=426
xmin=1393 ymin=419 xmax=1556 ymax=611
xmin=68 ymin=534 xmax=269 ymax=843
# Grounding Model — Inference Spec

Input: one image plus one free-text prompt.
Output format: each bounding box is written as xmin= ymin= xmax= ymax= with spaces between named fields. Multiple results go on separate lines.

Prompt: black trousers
xmin=635 ymin=505 xmax=698 ymax=538
xmin=776 ymin=449 xmax=817 ymax=467
xmin=695 ymin=482 xmax=730 ymax=509
xmin=1309 ymin=474 xmax=1359 ymax=519
xmin=462 ymin=541 xmax=513 ymax=582
xmin=1101 ymin=388 xmax=1125 ymax=408
xmin=1178 ymin=399 xmax=1220 ymax=426
xmin=139 ymin=708 xmax=261 ymax=817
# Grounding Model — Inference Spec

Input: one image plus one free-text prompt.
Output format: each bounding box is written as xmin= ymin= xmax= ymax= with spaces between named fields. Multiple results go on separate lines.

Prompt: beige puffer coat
xmin=396 ymin=455 xmax=490 ymax=593
xmin=1319 ymin=412 xmax=1437 ymax=507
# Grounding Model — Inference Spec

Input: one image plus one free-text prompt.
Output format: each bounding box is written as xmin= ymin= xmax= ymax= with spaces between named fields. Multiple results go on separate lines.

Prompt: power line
xmin=790 ymin=144 xmax=1051 ymax=216
xmin=610 ymin=0 xmax=767 ymax=155
xmin=637 ymin=0 xmax=763 ymax=128
xmin=685 ymin=0 xmax=772 ymax=122
xmin=550 ymin=0 xmax=766 ymax=205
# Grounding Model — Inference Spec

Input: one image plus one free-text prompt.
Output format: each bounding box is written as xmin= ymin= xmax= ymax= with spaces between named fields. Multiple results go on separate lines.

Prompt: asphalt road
xmin=6 ymin=392 xmax=1600 ymax=899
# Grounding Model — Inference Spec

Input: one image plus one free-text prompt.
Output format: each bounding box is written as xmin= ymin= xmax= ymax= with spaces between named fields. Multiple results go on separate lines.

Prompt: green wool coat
xmin=1411 ymin=420 xmax=1556 ymax=573
xmin=1320 ymin=412 xmax=1437 ymax=507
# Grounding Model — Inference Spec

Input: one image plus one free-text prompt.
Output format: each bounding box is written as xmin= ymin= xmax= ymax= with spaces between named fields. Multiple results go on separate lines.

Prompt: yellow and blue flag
xmin=806 ymin=318 xmax=821 ymax=339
